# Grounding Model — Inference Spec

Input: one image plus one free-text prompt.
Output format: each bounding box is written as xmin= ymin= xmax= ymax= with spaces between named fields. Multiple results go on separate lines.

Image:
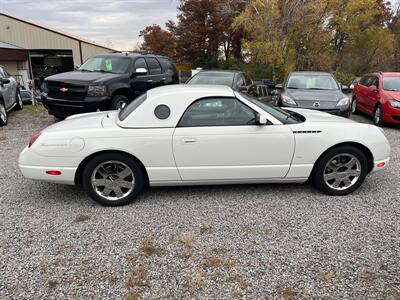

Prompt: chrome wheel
xmin=374 ymin=106 xmax=381 ymax=124
xmin=18 ymin=93 xmax=23 ymax=107
xmin=323 ymin=153 xmax=361 ymax=191
xmin=351 ymin=99 xmax=357 ymax=113
xmin=116 ymin=100 xmax=127 ymax=110
xmin=91 ymin=160 xmax=135 ymax=201
xmin=0 ymin=104 xmax=7 ymax=124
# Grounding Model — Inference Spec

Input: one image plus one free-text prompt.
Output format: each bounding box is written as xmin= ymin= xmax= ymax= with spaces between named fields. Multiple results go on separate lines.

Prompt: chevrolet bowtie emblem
xmin=60 ymin=87 xmax=68 ymax=92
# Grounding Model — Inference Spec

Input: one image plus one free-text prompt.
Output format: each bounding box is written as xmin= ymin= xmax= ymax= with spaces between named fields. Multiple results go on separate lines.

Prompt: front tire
xmin=351 ymin=98 xmax=358 ymax=114
xmin=312 ymin=146 xmax=368 ymax=196
xmin=82 ymin=153 xmax=145 ymax=206
xmin=0 ymin=102 xmax=8 ymax=126
xmin=15 ymin=90 xmax=23 ymax=110
xmin=373 ymin=104 xmax=384 ymax=127
xmin=111 ymin=95 xmax=129 ymax=110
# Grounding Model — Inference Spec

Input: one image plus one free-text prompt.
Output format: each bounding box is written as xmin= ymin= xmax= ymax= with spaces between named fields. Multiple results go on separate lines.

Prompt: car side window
xmin=244 ymin=74 xmax=252 ymax=86
xmin=178 ymin=97 xmax=257 ymax=127
xmin=158 ymin=58 xmax=174 ymax=73
xmin=236 ymin=74 xmax=245 ymax=87
xmin=133 ymin=58 xmax=148 ymax=72
xmin=145 ymin=58 xmax=162 ymax=75
xmin=372 ymin=77 xmax=379 ymax=88
xmin=359 ymin=76 xmax=369 ymax=86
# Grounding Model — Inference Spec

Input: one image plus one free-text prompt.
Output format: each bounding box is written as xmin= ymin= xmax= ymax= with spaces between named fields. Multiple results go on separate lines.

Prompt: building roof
xmin=0 ymin=13 xmax=115 ymax=51
xmin=0 ymin=41 xmax=25 ymax=50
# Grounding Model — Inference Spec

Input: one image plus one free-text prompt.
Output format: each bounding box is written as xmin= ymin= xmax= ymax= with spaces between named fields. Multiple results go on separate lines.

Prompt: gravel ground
xmin=0 ymin=106 xmax=399 ymax=299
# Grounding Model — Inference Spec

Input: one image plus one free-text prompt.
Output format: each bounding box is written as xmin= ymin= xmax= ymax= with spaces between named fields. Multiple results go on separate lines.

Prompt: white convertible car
xmin=19 ymin=85 xmax=390 ymax=206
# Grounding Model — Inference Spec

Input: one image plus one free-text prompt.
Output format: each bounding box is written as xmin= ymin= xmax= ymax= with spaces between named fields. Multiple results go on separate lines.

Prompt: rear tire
xmin=373 ymin=104 xmax=384 ymax=127
xmin=312 ymin=146 xmax=368 ymax=196
xmin=111 ymin=95 xmax=129 ymax=110
xmin=351 ymin=98 xmax=359 ymax=115
xmin=82 ymin=152 xmax=145 ymax=206
xmin=15 ymin=90 xmax=23 ymax=110
xmin=0 ymin=102 xmax=8 ymax=126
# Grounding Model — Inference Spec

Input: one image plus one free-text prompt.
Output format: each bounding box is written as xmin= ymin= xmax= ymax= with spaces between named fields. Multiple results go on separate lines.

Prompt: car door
xmin=173 ymin=97 xmax=295 ymax=181
xmin=145 ymin=57 xmax=164 ymax=89
xmin=158 ymin=57 xmax=178 ymax=84
xmin=0 ymin=68 xmax=13 ymax=110
xmin=130 ymin=57 xmax=152 ymax=97
xmin=356 ymin=76 xmax=371 ymax=112
xmin=364 ymin=76 xmax=380 ymax=114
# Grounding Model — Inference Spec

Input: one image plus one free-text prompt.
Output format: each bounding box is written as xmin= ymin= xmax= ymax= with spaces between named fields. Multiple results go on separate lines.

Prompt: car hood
xmin=286 ymin=89 xmax=345 ymax=109
xmin=42 ymin=111 xmax=110 ymax=133
xmin=45 ymin=71 xmax=123 ymax=85
xmin=385 ymin=90 xmax=400 ymax=100
xmin=285 ymin=108 xmax=355 ymax=124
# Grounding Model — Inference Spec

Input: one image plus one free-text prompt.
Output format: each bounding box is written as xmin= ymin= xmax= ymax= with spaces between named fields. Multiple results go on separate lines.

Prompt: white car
xmin=19 ymin=85 xmax=390 ymax=206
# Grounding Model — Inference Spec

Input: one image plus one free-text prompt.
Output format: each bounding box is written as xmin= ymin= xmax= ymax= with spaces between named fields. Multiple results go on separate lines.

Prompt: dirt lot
xmin=0 ymin=105 xmax=399 ymax=299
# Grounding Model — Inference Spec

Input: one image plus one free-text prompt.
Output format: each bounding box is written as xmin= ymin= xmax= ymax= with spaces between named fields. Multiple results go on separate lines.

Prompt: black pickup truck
xmin=42 ymin=53 xmax=178 ymax=118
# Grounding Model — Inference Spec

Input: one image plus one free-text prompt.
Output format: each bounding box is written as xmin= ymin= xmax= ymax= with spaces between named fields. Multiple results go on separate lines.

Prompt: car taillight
xmin=28 ymin=134 xmax=41 ymax=148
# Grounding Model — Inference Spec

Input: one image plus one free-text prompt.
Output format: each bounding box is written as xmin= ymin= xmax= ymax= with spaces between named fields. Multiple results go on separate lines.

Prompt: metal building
xmin=0 ymin=13 xmax=114 ymax=89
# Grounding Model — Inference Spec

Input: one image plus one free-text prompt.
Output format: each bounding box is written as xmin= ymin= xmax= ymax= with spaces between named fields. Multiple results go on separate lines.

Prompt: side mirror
xmin=75 ymin=65 xmax=81 ymax=70
xmin=341 ymin=84 xmax=349 ymax=90
xmin=275 ymin=83 xmax=283 ymax=89
xmin=256 ymin=113 xmax=268 ymax=125
xmin=133 ymin=68 xmax=148 ymax=76
xmin=0 ymin=78 xmax=10 ymax=86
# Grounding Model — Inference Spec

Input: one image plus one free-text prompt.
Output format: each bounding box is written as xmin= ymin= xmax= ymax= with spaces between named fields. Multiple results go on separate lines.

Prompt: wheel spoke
xmin=97 ymin=167 xmax=108 ymax=178
xmin=332 ymin=179 xmax=342 ymax=188
xmin=324 ymin=172 xmax=337 ymax=181
xmin=347 ymin=169 xmax=361 ymax=177
xmin=344 ymin=158 xmax=356 ymax=168
xmin=116 ymin=179 xmax=133 ymax=189
xmin=102 ymin=187 xmax=112 ymax=196
xmin=93 ymin=179 xmax=106 ymax=187
xmin=327 ymin=161 xmax=339 ymax=171
xmin=117 ymin=167 xmax=132 ymax=179
xmin=343 ymin=178 xmax=352 ymax=187
xmin=113 ymin=187 xmax=124 ymax=198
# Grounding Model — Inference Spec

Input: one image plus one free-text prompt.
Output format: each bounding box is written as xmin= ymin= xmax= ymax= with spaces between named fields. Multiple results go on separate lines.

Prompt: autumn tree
xmin=140 ymin=25 xmax=177 ymax=60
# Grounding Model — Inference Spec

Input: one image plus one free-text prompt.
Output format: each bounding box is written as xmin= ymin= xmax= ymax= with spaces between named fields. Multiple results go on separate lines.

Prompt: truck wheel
xmin=111 ymin=95 xmax=129 ymax=110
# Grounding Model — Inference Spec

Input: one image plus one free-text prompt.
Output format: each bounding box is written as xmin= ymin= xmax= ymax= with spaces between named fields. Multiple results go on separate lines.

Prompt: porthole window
xmin=154 ymin=104 xmax=171 ymax=120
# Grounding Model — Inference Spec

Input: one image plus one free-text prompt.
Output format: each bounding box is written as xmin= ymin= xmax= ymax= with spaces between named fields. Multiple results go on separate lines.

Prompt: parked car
xmin=186 ymin=70 xmax=258 ymax=97
xmin=20 ymin=89 xmax=33 ymax=104
xmin=254 ymin=84 xmax=277 ymax=106
xmin=19 ymin=85 xmax=390 ymax=206
xmin=0 ymin=66 xmax=23 ymax=126
xmin=276 ymin=71 xmax=351 ymax=117
xmin=41 ymin=53 xmax=178 ymax=118
xmin=352 ymin=72 xmax=400 ymax=126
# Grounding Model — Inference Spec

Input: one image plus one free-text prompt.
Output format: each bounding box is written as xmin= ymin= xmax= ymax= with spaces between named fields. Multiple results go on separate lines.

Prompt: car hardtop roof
xmin=289 ymin=71 xmax=333 ymax=76
xmin=92 ymin=52 xmax=171 ymax=60
xmin=147 ymin=84 xmax=235 ymax=98
xmin=366 ymin=72 xmax=400 ymax=77
xmin=197 ymin=70 xmax=243 ymax=75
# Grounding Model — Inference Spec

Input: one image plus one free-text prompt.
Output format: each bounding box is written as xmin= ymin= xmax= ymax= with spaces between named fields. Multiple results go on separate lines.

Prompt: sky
xmin=0 ymin=0 xmax=180 ymax=50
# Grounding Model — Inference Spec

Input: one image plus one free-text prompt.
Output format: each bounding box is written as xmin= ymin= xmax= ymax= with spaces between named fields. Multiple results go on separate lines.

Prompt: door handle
xmin=147 ymin=79 xmax=153 ymax=82
xmin=182 ymin=138 xmax=197 ymax=143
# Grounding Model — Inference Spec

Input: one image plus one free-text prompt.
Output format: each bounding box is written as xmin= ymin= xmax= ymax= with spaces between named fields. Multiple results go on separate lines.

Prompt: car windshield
xmin=187 ymin=73 xmax=234 ymax=87
xmin=237 ymin=92 xmax=302 ymax=124
xmin=287 ymin=74 xmax=339 ymax=90
xmin=79 ymin=56 xmax=131 ymax=74
xmin=118 ymin=93 xmax=147 ymax=121
xmin=383 ymin=76 xmax=400 ymax=91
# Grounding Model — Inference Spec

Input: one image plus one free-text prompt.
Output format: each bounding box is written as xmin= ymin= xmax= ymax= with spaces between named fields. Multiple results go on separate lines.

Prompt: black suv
xmin=42 ymin=53 xmax=178 ymax=118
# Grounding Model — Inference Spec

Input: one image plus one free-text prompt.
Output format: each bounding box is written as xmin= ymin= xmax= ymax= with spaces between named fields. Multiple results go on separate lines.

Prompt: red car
xmin=352 ymin=72 xmax=400 ymax=126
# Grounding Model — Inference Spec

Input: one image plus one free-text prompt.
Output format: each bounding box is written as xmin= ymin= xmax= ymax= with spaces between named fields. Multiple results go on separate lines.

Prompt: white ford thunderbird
xmin=19 ymin=85 xmax=390 ymax=206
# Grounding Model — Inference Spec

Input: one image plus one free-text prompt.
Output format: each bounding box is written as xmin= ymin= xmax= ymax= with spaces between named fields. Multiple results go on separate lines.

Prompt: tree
xmin=140 ymin=25 xmax=177 ymax=60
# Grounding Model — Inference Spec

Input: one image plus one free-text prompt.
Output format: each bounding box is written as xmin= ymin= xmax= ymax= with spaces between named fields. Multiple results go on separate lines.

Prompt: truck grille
xmin=47 ymin=81 xmax=87 ymax=101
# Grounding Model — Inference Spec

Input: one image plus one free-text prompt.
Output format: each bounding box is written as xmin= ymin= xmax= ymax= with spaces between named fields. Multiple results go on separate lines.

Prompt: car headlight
xmin=281 ymin=94 xmax=297 ymax=106
xmin=87 ymin=85 xmax=107 ymax=97
xmin=336 ymin=96 xmax=349 ymax=107
xmin=388 ymin=99 xmax=400 ymax=108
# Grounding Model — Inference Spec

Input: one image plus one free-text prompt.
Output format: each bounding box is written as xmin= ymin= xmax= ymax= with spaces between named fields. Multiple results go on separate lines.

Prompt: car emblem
xmin=313 ymin=101 xmax=320 ymax=108
xmin=60 ymin=87 xmax=68 ymax=92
